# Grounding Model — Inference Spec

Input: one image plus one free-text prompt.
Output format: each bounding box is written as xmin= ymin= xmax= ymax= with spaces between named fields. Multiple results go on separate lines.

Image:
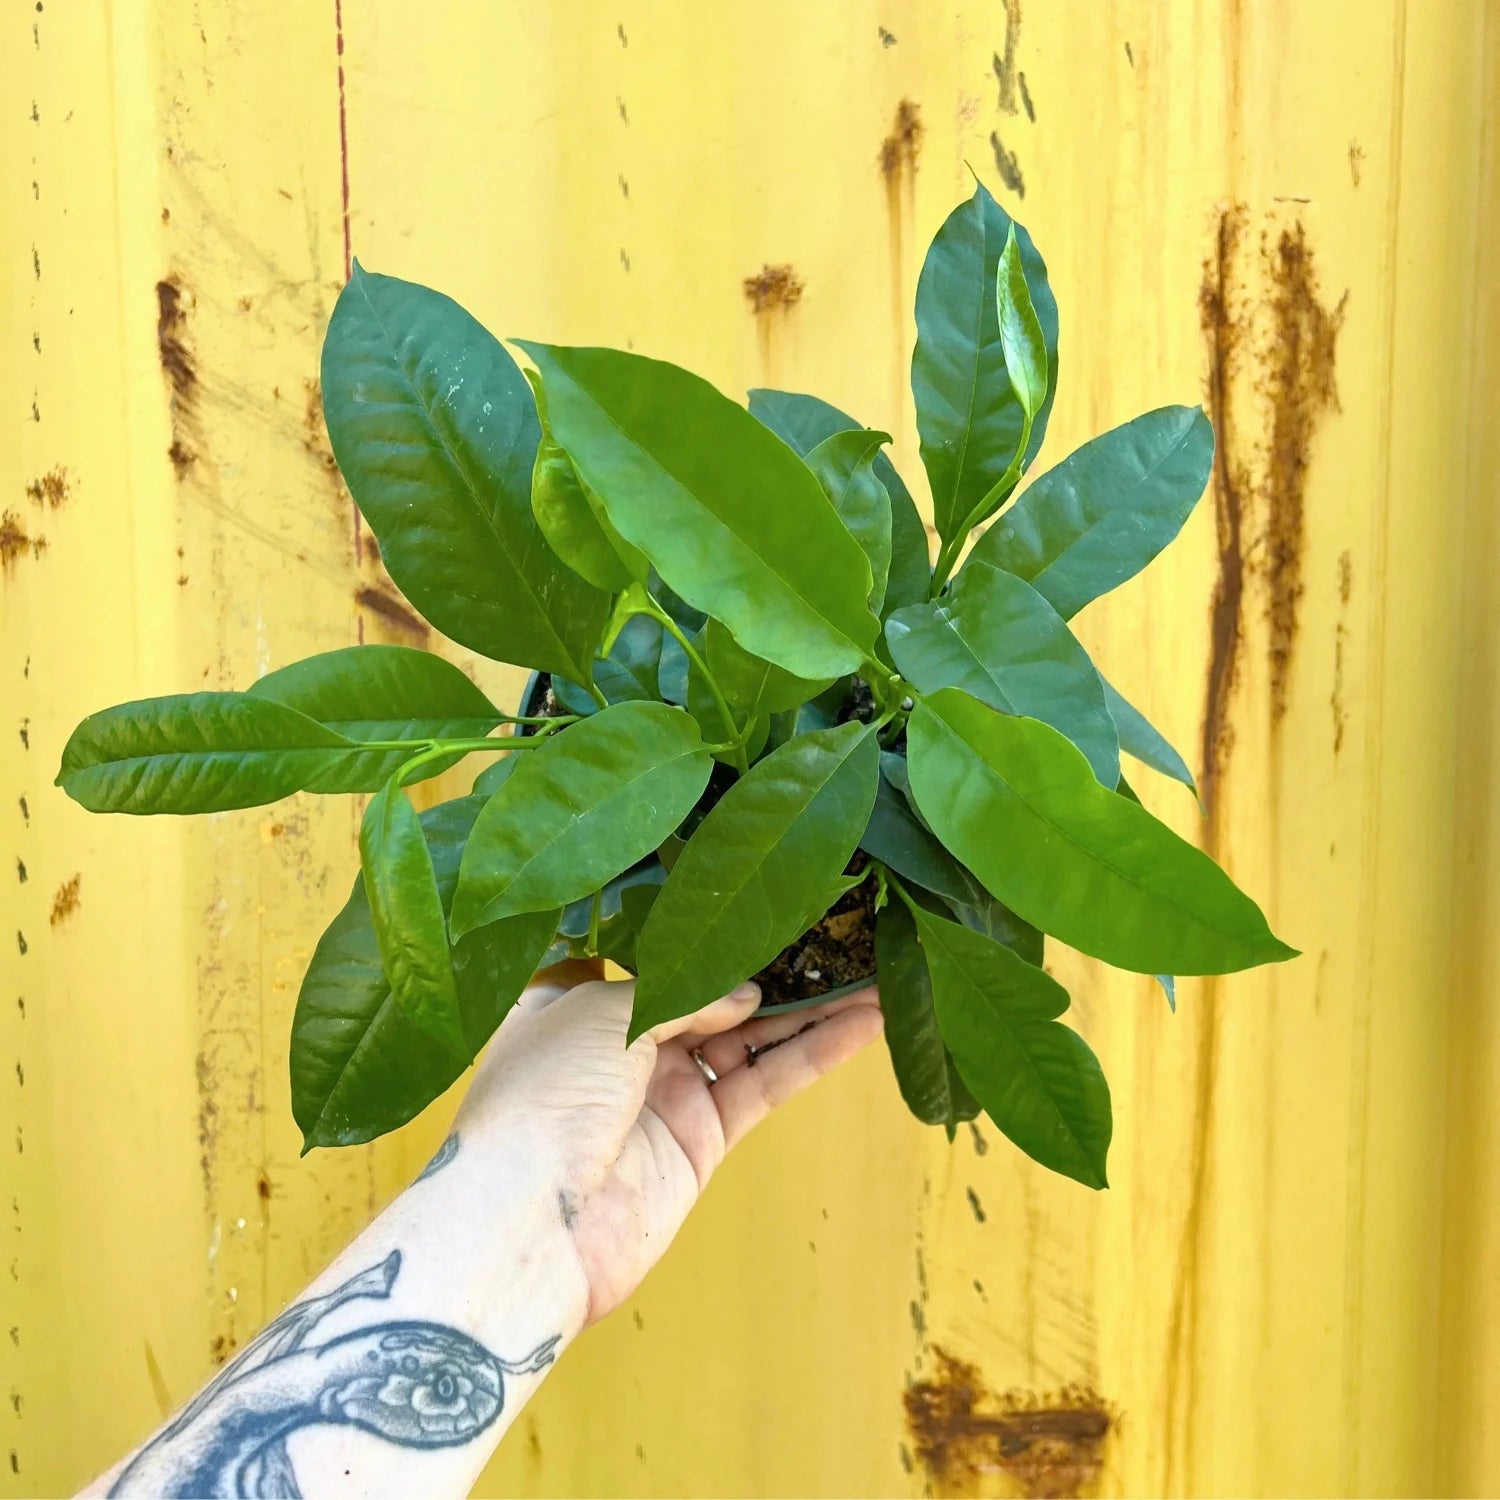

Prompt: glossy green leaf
xmin=321 ymin=266 xmax=609 ymax=677
xmin=705 ymin=619 xmax=829 ymax=719
xmin=471 ymin=750 xmax=520 ymax=797
xmin=517 ymin=342 xmax=878 ymax=678
xmin=886 ymin=562 xmax=1120 ymax=785
xmin=943 ymin=865 xmax=1046 ymax=968
xmin=557 ymin=860 xmax=667 ymax=939
xmin=359 ymin=777 xmax=467 ymax=1061
xmin=631 ymin=721 xmax=881 ymax=1038
xmin=804 ymin=430 xmax=893 ymax=612
xmin=906 ymin=689 xmax=1297 ymax=975
xmin=525 ymin=369 xmax=644 ymax=592
xmin=996 ymin=225 xmax=1049 ymax=425
xmin=859 ymin=764 xmax=970 ymax=903
xmin=451 ymin=702 xmax=711 ymax=933
xmin=906 ymin=898 xmax=1111 ymax=1188
xmin=292 ymin=796 xmax=559 ymax=1148
xmin=57 ymin=693 xmax=361 ymax=814
xmin=748 ymin=387 xmax=930 ymax=615
xmin=912 ymin=183 xmax=1059 ymax=545
xmin=594 ymin=883 xmax=662 ymax=972
xmin=247 ymin=645 xmax=501 ymax=792
xmin=593 ymin=616 xmax=667 ymax=705
xmin=875 ymin=895 xmax=980 ymax=1131
xmin=1101 ymin=676 xmax=1199 ymax=799
xmin=967 ymin=406 xmax=1214 ymax=619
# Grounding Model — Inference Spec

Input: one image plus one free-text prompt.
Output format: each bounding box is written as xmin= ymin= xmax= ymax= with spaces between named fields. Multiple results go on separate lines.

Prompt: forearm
xmin=85 ymin=1108 xmax=588 ymax=1499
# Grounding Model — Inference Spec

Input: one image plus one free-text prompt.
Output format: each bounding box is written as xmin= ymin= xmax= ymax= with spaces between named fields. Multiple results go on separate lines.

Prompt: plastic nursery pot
xmin=515 ymin=671 xmax=878 ymax=1012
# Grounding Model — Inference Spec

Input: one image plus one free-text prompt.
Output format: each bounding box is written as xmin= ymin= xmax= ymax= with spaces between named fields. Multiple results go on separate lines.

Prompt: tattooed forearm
xmin=109 ymin=1250 xmax=558 ymax=1498
xmin=416 ymin=1131 xmax=461 ymax=1183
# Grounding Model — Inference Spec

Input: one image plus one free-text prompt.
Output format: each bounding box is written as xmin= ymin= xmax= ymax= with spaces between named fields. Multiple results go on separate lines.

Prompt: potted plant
xmin=58 ymin=183 xmax=1293 ymax=1189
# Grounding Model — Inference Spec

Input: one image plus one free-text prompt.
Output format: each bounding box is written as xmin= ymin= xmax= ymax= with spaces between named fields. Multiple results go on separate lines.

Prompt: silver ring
xmin=690 ymin=1046 xmax=719 ymax=1085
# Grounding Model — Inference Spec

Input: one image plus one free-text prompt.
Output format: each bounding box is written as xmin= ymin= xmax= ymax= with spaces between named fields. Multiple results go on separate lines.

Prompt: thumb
xmin=644 ymin=981 xmax=762 ymax=1045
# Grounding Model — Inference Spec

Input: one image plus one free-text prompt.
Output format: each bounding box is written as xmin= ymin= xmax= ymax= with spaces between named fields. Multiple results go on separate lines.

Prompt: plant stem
xmin=586 ymin=887 xmax=603 ymax=956
xmin=928 ymin=409 xmax=1034 ymax=599
xmin=651 ymin=607 xmax=749 ymax=774
xmin=585 ymin=677 xmax=609 ymax=710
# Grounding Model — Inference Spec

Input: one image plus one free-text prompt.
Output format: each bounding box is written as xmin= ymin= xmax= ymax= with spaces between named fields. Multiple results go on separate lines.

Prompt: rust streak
xmin=354 ymin=585 xmax=428 ymax=639
xmin=48 ymin=874 xmax=81 ymax=926
xmin=23 ymin=465 xmax=69 ymax=508
xmin=0 ymin=513 xmax=46 ymax=571
xmin=741 ymin=264 xmax=804 ymax=315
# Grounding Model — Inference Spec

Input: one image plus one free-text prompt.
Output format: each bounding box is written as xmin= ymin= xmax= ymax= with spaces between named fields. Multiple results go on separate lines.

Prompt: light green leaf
xmin=321 ymin=265 xmax=610 ymax=677
xmin=57 ymin=693 xmax=362 ymax=814
xmin=804 ymin=429 xmax=894 ymax=612
xmin=292 ymin=796 xmax=559 ymax=1148
xmin=248 ymin=645 xmax=501 ymax=792
xmin=631 ymin=721 xmax=881 ymax=1038
xmin=886 ymin=562 xmax=1120 ymax=785
xmin=906 ymin=689 xmax=1297 ymax=975
xmin=912 ymin=183 xmax=1059 ymax=545
xmin=996 ymin=225 xmax=1049 ymax=424
xmin=859 ymin=765 xmax=971 ymax=903
xmin=517 ymin=342 xmax=878 ymax=678
xmin=905 ymin=896 xmax=1111 ymax=1188
xmin=1100 ymin=676 xmax=1199 ymax=799
xmin=748 ymin=387 xmax=930 ymax=616
xmin=525 ymin=368 xmax=645 ymax=592
xmin=875 ymin=895 xmax=980 ymax=1131
xmin=967 ymin=407 xmax=1214 ymax=619
xmin=359 ymin=776 xmax=467 ymax=1061
xmin=451 ymin=702 xmax=711 ymax=933
xmin=705 ymin=619 xmax=830 ymax=719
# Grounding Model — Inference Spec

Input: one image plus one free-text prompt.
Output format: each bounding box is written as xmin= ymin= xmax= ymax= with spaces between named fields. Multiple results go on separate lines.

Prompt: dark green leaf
xmin=594 ymin=616 xmax=666 ymax=704
xmin=558 ymin=860 xmax=667 ymax=938
xmin=966 ymin=406 xmax=1213 ymax=619
xmin=451 ymin=702 xmax=711 ymax=932
xmin=516 ymin=342 xmax=879 ymax=678
xmin=1101 ymin=676 xmax=1199 ymax=798
xmin=886 ymin=562 xmax=1120 ymax=785
xmin=859 ymin=766 xmax=970 ymax=902
xmin=631 ymin=721 xmax=881 ymax=1037
xmin=595 ymin=883 xmax=662 ymax=972
xmin=906 ymin=689 xmax=1297 ymax=975
xmin=471 ymin=751 xmax=520 ymax=797
xmin=748 ymin=387 xmax=930 ymax=615
xmin=944 ymin=867 xmax=1046 ymax=968
xmin=359 ymin=777 xmax=467 ymax=1061
xmin=912 ymin=183 xmax=1059 ymax=545
xmin=525 ymin=368 xmax=644 ymax=592
xmin=804 ymin=430 xmax=893 ymax=612
xmin=57 ymin=693 xmax=361 ymax=814
xmin=906 ymin=898 xmax=1111 ymax=1188
xmin=292 ymin=796 xmax=559 ymax=1148
xmin=996 ymin=226 xmax=1049 ymax=424
xmin=321 ymin=266 xmax=610 ymax=677
xmin=248 ymin=645 xmax=501 ymax=792
xmin=875 ymin=896 xmax=980 ymax=1131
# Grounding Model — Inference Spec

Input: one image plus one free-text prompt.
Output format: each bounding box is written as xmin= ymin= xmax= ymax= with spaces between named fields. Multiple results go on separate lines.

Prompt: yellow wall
xmin=3 ymin=3 xmax=1496 ymax=1495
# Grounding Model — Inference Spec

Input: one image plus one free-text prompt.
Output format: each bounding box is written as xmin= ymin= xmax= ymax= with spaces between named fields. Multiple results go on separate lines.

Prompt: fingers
xmin=710 ymin=998 xmax=884 ymax=1151
xmin=688 ymin=986 xmax=880 ymax=1077
xmin=643 ymin=982 xmax=762 ymax=1045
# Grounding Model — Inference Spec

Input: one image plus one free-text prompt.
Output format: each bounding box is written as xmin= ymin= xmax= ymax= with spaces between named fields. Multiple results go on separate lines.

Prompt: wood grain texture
xmin=1 ymin=2 xmax=1494 ymax=1496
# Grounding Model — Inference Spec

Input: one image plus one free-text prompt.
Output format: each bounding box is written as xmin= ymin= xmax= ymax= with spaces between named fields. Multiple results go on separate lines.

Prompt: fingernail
xmin=729 ymin=981 xmax=760 ymax=1003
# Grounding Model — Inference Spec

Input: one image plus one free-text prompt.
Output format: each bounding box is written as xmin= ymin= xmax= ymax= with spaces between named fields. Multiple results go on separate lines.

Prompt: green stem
xmin=929 ymin=409 xmax=1034 ymax=599
xmin=651 ymin=606 xmax=749 ymax=774
xmin=584 ymin=678 xmax=609 ymax=710
xmin=586 ymin=887 xmax=603 ymax=956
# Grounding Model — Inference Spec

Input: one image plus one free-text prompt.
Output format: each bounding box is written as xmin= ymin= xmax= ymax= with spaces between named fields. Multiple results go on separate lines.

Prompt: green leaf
xmin=1100 ymin=676 xmax=1199 ymax=799
xmin=804 ymin=430 xmax=893 ymax=612
xmin=524 ymin=368 xmax=645 ymax=593
xmin=906 ymin=689 xmax=1297 ymax=975
xmin=943 ymin=865 xmax=1046 ymax=968
xmin=292 ymin=796 xmax=559 ymax=1148
xmin=631 ymin=721 xmax=881 ymax=1038
xmin=705 ymin=619 xmax=829 ymax=720
xmin=966 ymin=406 xmax=1214 ymax=619
xmin=321 ymin=265 xmax=610 ymax=678
xmin=471 ymin=751 xmax=520 ymax=796
xmin=1156 ymin=974 xmax=1177 ymax=1012
xmin=247 ymin=645 xmax=501 ymax=792
xmin=558 ymin=860 xmax=667 ymax=938
xmin=594 ymin=616 xmax=667 ymax=704
xmin=996 ymin=225 xmax=1049 ymax=424
xmin=57 ymin=693 xmax=362 ymax=814
xmin=359 ymin=776 xmax=467 ymax=1061
xmin=859 ymin=765 xmax=971 ymax=903
xmin=912 ymin=183 xmax=1059 ymax=545
xmin=451 ymin=702 xmax=712 ymax=933
xmin=875 ymin=895 xmax=980 ymax=1131
xmin=517 ymin=342 xmax=878 ymax=678
xmin=886 ymin=562 xmax=1120 ymax=785
xmin=594 ymin=882 xmax=662 ymax=972
xmin=905 ymin=897 xmax=1111 ymax=1188
xmin=748 ymin=387 xmax=930 ymax=616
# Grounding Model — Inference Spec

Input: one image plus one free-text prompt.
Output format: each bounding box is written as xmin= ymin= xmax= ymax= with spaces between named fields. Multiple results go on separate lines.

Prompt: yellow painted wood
xmin=2 ymin=3 xmax=1494 ymax=1496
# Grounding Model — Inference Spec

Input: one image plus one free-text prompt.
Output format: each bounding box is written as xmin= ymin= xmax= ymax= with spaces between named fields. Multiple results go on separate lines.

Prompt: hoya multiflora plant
xmin=59 ymin=184 xmax=1294 ymax=1187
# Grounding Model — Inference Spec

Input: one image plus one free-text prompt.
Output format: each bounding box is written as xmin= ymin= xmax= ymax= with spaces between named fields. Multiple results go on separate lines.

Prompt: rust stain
xmin=0 ymin=513 xmax=46 ymax=571
xmin=208 ymin=1332 xmax=238 ymax=1368
xmin=904 ymin=1349 xmax=1112 ymax=1499
xmin=880 ymin=97 xmax=923 ymax=183
xmin=1263 ymin=224 xmax=1344 ymax=722
xmin=991 ymin=0 xmax=1023 ymax=114
xmin=23 ymin=465 xmax=69 ymax=508
xmin=990 ymin=132 xmax=1025 ymax=197
xmin=741 ymin=264 xmax=804 ymax=315
xmin=256 ymin=1171 xmax=272 ymax=1202
xmin=355 ymin=585 xmax=428 ymax=640
xmin=48 ymin=874 xmax=81 ymax=926
xmin=1332 ymin=550 xmax=1353 ymax=754
xmin=157 ymin=275 xmax=198 ymax=475
xmin=1348 ymin=141 xmax=1364 ymax=187
xmin=300 ymin=376 xmax=342 ymax=480
xmin=881 ymin=98 xmax=922 ymax=440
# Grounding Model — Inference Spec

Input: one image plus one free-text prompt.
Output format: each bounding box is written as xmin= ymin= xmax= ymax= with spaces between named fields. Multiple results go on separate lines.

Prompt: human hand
xmin=453 ymin=963 xmax=883 ymax=1323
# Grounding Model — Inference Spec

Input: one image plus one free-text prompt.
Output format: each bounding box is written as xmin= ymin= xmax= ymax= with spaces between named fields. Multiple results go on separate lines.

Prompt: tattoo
xmin=110 ymin=1250 xmax=559 ymax=1498
xmin=745 ymin=1019 xmax=819 ymax=1067
xmin=416 ymin=1131 xmax=460 ymax=1183
xmin=557 ymin=1190 xmax=579 ymax=1232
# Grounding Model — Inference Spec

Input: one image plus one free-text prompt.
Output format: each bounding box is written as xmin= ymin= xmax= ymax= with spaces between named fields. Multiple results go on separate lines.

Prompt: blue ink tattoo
xmin=110 ymin=1249 xmax=558 ymax=1497
xmin=416 ymin=1131 xmax=460 ymax=1183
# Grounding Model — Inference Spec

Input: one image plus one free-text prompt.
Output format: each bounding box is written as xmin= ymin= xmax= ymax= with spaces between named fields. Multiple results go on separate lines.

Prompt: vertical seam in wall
xmin=333 ymin=0 xmax=362 ymax=624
